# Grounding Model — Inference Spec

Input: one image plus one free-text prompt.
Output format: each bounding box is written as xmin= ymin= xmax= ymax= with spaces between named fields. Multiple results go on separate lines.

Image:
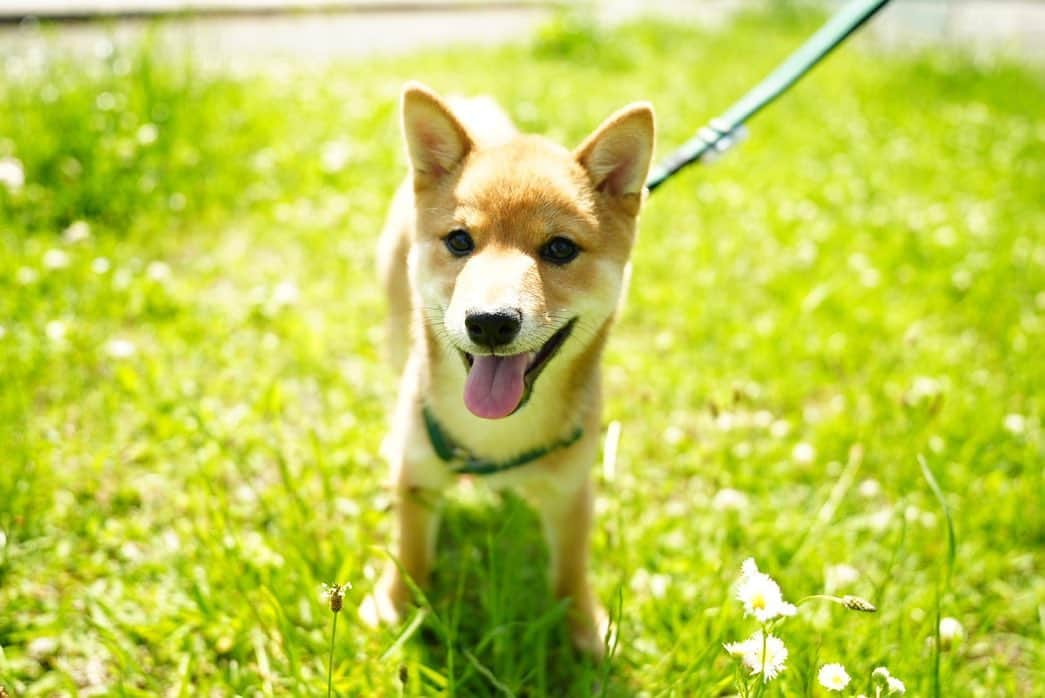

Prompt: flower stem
xmin=752 ymin=626 xmax=768 ymax=698
xmin=327 ymin=611 xmax=339 ymax=698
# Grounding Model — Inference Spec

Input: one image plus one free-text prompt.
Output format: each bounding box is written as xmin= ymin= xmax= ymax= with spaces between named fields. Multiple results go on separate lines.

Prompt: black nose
xmin=465 ymin=310 xmax=522 ymax=347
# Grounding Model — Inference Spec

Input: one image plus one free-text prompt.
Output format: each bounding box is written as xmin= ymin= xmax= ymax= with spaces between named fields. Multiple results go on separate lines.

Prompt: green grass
xmin=1 ymin=6 xmax=1043 ymax=696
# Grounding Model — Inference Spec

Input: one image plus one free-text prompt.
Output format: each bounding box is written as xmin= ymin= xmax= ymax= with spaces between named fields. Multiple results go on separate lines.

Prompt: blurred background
xmin=1 ymin=1 xmax=1042 ymax=696
xmin=2 ymin=0 xmax=1044 ymax=63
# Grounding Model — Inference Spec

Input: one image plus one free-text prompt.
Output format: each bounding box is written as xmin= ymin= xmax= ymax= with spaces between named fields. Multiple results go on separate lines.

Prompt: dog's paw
xmin=569 ymin=603 xmax=614 ymax=660
xmin=358 ymin=581 xmax=403 ymax=628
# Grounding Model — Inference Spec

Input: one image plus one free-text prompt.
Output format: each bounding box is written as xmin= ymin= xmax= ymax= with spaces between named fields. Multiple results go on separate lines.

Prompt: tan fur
xmin=361 ymin=82 xmax=654 ymax=657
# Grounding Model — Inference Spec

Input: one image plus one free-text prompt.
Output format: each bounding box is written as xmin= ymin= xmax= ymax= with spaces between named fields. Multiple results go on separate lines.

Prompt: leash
xmin=646 ymin=0 xmax=893 ymax=194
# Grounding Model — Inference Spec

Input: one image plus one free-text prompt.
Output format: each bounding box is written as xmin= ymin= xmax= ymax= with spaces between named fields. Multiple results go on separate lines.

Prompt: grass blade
xmin=918 ymin=453 xmax=957 ymax=698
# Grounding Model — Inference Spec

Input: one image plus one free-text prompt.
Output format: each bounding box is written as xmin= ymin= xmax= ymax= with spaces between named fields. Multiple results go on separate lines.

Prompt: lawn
xmin=1 ymin=5 xmax=1042 ymax=696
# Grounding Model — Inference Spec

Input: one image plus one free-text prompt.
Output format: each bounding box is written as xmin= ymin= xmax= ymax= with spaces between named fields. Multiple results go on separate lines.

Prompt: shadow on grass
xmin=401 ymin=491 xmax=635 ymax=698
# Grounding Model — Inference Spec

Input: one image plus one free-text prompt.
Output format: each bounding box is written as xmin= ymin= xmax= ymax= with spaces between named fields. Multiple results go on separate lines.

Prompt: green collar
xmin=422 ymin=406 xmax=583 ymax=476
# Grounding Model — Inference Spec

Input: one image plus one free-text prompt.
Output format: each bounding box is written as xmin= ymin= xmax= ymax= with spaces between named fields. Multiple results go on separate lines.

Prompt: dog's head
xmin=401 ymin=82 xmax=654 ymax=420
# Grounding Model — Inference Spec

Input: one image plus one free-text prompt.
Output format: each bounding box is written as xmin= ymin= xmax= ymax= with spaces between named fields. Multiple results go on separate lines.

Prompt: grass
xmin=1 ymin=5 xmax=1043 ymax=696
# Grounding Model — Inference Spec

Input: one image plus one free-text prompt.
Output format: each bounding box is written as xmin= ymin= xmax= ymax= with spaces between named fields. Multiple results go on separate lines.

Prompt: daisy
xmin=723 ymin=630 xmax=788 ymax=682
xmin=146 ymin=261 xmax=173 ymax=283
xmin=45 ymin=320 xmax=67 ymax=342
xmin=817 ymin=663 xmax=851 ymax=691
xmin=872 ymin=667 xmax=906 ymax=695
xmin=271 ymin=280 xmax=300 ymax=308
xmin=736 ymin=558 xmax=797 ymax=622
xmin=938 ymin=616 xmax=964 ymax=648
xmin=105 ymin=338 xmax=136 ymax=359
xmin=712 ymin=487 xmax=749 ymax=512
xmin=792 ymin=441 xmax=816 ymax=464
xmin=43 ymin=249 xmax=70 ymax=270
xmin=0 ymin=156 xmax=25 ymax=192
xmin=63 ymin=220 xmax=91 ymax=243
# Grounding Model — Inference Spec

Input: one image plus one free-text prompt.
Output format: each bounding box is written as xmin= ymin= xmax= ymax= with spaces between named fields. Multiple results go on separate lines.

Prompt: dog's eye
xmin=540 ymin=237 xmax=580 ymax=264
xmin=444 ymin=229 xmax=474 ymax=257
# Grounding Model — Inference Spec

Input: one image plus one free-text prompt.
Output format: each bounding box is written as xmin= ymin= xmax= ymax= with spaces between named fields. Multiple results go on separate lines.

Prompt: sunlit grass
xmin=1 ymin=6 xmax=1042 ymax=696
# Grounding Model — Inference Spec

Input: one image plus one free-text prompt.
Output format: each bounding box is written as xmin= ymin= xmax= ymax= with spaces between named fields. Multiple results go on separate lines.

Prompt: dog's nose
xmin=465 ymin=310 xmax=522 ymax=347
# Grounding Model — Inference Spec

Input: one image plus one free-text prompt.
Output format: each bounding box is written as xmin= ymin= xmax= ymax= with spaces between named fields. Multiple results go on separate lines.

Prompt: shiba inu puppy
xmin=360 ymin=82 xmax=654 ymax=656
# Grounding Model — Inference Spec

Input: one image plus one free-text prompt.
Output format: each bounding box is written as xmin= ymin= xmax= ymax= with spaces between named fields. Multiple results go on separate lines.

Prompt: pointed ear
xmin=401 ymin=82 xmax=473 ymax=185
xmin=575 ymin=102 xmax=655 ymax=200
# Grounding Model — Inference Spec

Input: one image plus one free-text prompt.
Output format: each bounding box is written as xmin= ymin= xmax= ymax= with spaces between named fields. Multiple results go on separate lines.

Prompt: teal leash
xmin=646 ymin=0 xmax=893 ymax=193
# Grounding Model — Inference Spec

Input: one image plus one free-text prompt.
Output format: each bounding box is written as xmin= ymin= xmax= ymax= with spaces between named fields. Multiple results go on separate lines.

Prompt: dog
xmin=359 ymin=82 xmax=654 ymax=656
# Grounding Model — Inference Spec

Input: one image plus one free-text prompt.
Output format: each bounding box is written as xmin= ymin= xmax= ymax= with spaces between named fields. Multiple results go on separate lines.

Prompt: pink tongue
xmin=464 ymin=353 xmax=531 ymax=419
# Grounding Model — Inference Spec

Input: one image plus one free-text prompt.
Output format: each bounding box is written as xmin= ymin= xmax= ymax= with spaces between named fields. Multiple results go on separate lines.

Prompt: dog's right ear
xmin=575 ymin=102 xmax=655 ymax=215
xmin=401 ymin=82 xmax=473 ymax=188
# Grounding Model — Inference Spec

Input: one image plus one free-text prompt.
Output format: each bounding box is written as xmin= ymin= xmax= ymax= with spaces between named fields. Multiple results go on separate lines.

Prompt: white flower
xmin=91 ymin=257 xmax=111 ymax=274
xmin=723 ymin=638 xmax=747 ymax=657
xmin=712 ymin=487 xmax=749 ymax=512
xmin=16 ymin=266 xmax=38 ymax=285
xmin=872 ymin=667 xmax=906 ymax=695
xmin=648 ymin=573 xmax=669 ymax=599
xmin=45 ymin=320 xmax=67 ymax=342
xmin=736 ymin=558 xmax=796 ymax=622
xmin=105 ymin=338 xmax=136 ymax=359
xmin=43 ymin=248 xmax=70 ymax=270
xmin=825 ymin=563 xmax=860 ymax=593
xmin=146 ymin=260 xmax=172 ymax=283
xmin=817 ymin=663 xmax=851 ymax=691
xmin=662 ymin=424 xmax=685 ymax=444
xmin=321 ymin=139 xmax=352 ymax=173
xmin=857 ymin=478 xmax=881 ymax=498
xmin=715 ymin=412 xmax=736 ymax=431
xmin=0 ymin=156 xmax=25 ymax=192
xmin=630 ymin=568 xmax=671 ymax=599
xmin=137 ymin=123 xmax=159 ymax=145
xmin=27 ymin=636 xmax=58 ymax=660
xmin=1002 ymin=413 xmax=1025 ymax=435
xmin=114 ymin=267 xmax=133 ymax=289
xmin=723 ymin=630 xmax=788 ymax=682
xmin=908 ymin=375 xmax=943 ymax=403
xmin=271 ymin=280 xmax=300 ymax=308
xmin=791 ymin=441 xmax=816 ymax=464
xmin=753 ymin=409 xmax=774 ymax=428
xmin=938 ymin=616 xmax=964 ymax=648
xmin=63 ymin=220 xmax=91 ymax=243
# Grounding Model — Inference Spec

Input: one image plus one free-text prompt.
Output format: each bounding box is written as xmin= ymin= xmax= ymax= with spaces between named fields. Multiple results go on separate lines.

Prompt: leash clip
xmin=698 ymin=119 xmax=749 ymax=164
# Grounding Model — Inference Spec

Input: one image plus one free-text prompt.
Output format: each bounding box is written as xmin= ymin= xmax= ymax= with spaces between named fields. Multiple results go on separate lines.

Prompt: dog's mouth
xmin=459 ymin=319 xmax=575 ymax=420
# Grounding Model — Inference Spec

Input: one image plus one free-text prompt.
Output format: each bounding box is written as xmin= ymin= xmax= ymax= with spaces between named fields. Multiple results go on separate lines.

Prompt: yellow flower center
xmin=752 ymin=593 xmax=766 ymax=610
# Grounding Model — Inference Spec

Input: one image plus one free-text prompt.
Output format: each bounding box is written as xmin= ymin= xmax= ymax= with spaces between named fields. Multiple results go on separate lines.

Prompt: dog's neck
xmin=419 ymin=318 xmax=610 ymax=463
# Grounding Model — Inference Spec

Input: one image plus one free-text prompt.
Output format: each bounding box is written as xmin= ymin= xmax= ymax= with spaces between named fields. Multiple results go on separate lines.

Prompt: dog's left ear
xmin=401 ymin=82 xmax=474 ymax=189
xmin=575 ymin=103 xmax=655 ymax=208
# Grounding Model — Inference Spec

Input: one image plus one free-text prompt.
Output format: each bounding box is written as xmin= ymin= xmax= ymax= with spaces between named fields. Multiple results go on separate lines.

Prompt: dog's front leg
xmin=533 ymin=475 xmax=609 ymax=658
xmin=360 ymin=454 xmax=445 ymax=627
